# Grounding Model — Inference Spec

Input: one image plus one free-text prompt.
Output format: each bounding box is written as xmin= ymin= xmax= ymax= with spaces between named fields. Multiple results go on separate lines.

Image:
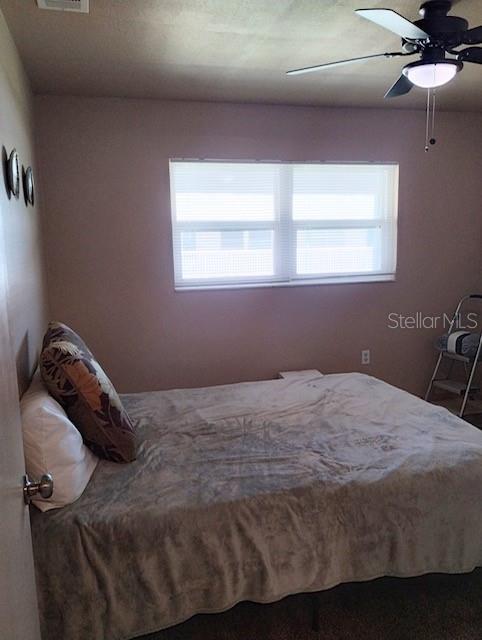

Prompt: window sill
xmin=175 ymin=274 xmax=396 ymax=291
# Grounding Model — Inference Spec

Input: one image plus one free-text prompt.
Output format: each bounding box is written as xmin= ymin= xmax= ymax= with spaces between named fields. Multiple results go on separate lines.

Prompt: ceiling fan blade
xmin=384 ymin=74 xmax=413 ymax=99
xmin=463 ymin=26 xmax=482 ymax=45
xmin=287 ymin=52 xmax=404 ymax=76
xmin=356 ymin=9 xmax=429 ymax=40
xmin=458 ymin=46 xmax=482 ymax=64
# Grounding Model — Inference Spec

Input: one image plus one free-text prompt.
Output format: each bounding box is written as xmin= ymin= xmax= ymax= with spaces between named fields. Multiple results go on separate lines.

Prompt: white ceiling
xmin=1 ymin=0 xmax=482 ymax=110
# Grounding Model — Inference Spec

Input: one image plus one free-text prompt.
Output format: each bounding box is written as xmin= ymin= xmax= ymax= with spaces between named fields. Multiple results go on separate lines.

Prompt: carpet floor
xmin=138 ymin=569 xmax=481 ymax=640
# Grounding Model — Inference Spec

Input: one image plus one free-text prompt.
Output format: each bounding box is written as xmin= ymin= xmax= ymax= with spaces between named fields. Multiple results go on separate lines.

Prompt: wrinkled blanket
xmin=30 ymin=373 xmax=482 ymax=640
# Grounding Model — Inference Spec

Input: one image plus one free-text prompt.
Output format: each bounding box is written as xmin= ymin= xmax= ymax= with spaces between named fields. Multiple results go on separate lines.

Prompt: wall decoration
xmin=7 ymin=148 xmax=20 ymax=199
xmin=23 ymin=166 xmax=35 ymax=206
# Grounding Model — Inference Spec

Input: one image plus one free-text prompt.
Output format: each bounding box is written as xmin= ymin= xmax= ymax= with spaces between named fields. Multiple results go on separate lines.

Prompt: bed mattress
xmin=30 ymin=372 xmax=482 ymax=640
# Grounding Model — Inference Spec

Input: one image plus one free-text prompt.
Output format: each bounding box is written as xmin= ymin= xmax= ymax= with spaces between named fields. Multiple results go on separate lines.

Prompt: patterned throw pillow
xmin=40 ymin=322 xmax=136 ymax=463
xmin=42 ymin=320 xmax=93 ymax=354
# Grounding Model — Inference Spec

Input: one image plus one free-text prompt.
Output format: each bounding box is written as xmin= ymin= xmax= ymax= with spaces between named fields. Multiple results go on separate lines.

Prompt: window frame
xmin=169 ymin=159 xmax=399 ymax=291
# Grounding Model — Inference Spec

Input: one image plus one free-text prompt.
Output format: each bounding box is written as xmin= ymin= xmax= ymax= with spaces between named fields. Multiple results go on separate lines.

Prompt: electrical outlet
xmin=361 ymin=349 xmax=370 ymax=365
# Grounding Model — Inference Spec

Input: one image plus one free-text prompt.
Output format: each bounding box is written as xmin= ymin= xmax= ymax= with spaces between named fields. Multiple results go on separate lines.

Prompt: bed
xmin=30 ymin=372 xmax=482 ymax=640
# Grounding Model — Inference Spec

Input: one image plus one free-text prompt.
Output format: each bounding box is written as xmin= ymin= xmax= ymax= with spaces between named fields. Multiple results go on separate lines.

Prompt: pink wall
xmin=0 ymin=11 xmax=47 ymax=396
xmin=34 ymin=96 xmax=482 ymax=395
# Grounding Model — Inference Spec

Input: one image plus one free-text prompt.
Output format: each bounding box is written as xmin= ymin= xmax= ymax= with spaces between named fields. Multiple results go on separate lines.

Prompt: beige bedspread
xmin=30 ymin=373 xmax=482 ymax=640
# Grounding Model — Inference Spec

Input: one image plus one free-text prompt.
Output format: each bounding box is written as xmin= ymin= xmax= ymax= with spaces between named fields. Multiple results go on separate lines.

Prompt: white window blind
xmin=169 ymin=161 xmax=398 ymax=289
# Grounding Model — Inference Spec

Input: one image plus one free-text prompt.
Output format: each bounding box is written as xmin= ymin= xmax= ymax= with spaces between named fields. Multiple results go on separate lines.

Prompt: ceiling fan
xmin=287 ymin=0 xmax=482 ymax=98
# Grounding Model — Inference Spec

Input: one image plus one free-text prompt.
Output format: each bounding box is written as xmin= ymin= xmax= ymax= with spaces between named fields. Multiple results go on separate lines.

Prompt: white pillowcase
xmin=20 ymin=370 xmax=98 ymax=511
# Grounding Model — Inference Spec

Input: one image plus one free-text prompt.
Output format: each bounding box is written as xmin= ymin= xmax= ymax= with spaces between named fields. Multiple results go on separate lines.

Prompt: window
xmin=169 ymin=161 xmax=398 ymax=289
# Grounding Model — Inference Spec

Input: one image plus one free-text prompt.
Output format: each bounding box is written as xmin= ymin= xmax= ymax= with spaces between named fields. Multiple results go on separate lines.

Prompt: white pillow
xmin=20 ymin=370 xmax=98 ymax=511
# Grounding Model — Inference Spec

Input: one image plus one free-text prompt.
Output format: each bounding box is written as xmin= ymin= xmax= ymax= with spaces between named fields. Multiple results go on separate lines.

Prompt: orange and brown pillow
xmin=42 ymin=320 xmax=93 ymax=355
xmin=40 ymin=322 xmax=136 ymax=463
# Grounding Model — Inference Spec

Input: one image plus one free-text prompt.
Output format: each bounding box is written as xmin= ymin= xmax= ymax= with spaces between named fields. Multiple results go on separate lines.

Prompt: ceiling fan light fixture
xmin=402 ymin=60 xmax=462 ymax=88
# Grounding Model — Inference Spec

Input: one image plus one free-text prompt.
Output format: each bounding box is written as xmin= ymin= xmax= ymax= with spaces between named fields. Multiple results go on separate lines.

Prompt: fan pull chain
xmin=431 ymin=88 xmax=437 ymax=146
xmin=425 ymin=88 xmax=437 ymax=152
xmin=425 ymin=89 xmax=431 ymax=152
